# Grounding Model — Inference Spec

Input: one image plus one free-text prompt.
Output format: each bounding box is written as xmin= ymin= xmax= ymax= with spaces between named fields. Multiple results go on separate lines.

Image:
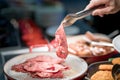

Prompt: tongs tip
xmin=61 ymin=14 xmax=77 ymax=27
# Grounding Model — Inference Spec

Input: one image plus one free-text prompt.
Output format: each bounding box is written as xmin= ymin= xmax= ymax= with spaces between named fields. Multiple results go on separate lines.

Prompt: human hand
xmin=85 ymin=0 xmax=120 ymax=17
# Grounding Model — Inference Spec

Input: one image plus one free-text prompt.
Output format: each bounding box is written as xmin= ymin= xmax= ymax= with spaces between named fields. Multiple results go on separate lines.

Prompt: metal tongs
xmin=62 ymin=5 xmax=104 ymax=27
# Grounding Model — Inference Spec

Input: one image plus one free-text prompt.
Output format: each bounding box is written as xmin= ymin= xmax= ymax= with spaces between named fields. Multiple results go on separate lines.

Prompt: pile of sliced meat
xmin=11 ymin=55 xmax=69 ymax=78
xmin=68 ymin=31 xmax=114 ymax=57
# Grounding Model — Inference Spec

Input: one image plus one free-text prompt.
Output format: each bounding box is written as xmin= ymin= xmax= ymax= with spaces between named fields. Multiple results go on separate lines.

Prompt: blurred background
xmin=0 ymin=0 xmax=120 ymax=49
xmin=0 ymin=1 xmax=120 ymax=80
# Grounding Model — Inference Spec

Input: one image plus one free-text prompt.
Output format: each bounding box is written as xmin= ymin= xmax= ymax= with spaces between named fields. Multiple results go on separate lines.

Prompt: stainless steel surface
xmin=62 ymin=5 xmax=104 ymax=27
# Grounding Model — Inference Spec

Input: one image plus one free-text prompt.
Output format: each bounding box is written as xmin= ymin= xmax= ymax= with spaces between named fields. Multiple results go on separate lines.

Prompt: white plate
xmin=4 ymin=52 xmax=88 ymax=80
xmin=112 ymin=34 xmax=120 ymax=53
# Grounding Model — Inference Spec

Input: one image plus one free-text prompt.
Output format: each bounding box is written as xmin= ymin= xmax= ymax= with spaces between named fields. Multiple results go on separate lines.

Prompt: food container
xmin=86 ymin=61 xmax=112 ymax=79
xmin=86 ymin=56 xmax=120 ymax=80
xmin=67 ymin=32 xmax=116 ymax=64
xmin=3 ymin=51 xmax=88 ymax=80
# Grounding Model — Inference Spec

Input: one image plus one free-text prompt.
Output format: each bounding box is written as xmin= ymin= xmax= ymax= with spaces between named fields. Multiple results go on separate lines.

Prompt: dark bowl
xmin=112 ymin=64 xmax=120 ymax=80
xmin=86 ymin=61 xmax=112 ymax=79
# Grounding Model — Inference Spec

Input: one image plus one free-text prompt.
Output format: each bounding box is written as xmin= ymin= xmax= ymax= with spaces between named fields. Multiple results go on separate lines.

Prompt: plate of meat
xmin=4 ymin=52 xmax=88 ymax=80
xmin=67 ymin=31 xmax=115 ymax=57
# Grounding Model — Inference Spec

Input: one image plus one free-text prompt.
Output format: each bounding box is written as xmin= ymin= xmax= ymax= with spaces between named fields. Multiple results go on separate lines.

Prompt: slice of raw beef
xmin=55 ymin=23 xmax=68 ymax=59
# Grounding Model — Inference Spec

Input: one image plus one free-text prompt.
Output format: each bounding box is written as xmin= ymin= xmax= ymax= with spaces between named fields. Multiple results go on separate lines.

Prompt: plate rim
xmin=112 ymin=34 xmax=120 ymax=53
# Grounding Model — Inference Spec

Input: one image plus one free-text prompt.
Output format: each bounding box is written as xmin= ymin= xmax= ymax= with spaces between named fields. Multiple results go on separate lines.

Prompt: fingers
xmin=92 ymin=6 xmax=115 ymax=16
xmin=85 ymin=0 xmax=114 ymax=17
xmin=92 ymin=0 xmax=117 ymax=16
xmin=85 ymin=0 xmax=110 ymax=10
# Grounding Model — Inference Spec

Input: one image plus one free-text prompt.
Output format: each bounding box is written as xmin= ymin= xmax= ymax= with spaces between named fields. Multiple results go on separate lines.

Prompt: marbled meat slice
xmin=26 ymin=55 xmax=64 ymax=64
xmin=31 ymin=71 xmax=64 ymax=78
xmin=24 ymin=61 xmax=68 ymax=73
xmin=55 ymin=23 xmax=68 ymax=59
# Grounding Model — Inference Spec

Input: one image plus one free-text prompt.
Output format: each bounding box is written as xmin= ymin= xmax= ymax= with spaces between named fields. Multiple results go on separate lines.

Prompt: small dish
xmin=87 ymin=61 xmax=111 ymax=78
xmin=86 ymin=60 xmax=120 ymax=80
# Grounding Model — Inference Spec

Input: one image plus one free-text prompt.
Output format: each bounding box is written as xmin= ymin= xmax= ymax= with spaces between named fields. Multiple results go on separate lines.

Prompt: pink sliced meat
xmin=31 ymin=71 xmax=63 ymax=78
xmin=11 ymin=55 xmax=70 ymax=78
xmin=11 ymin=63 xmax=27 ymax=72
xmin=26 ymin=55 xmax=64 ymax=64
xmin=24 ymin=61 xmax=68 ymax=73
xmin=36 ymin=71 xmax=63 ymax=78
xmin=55 ymin=23 xmax=68 ymax=59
